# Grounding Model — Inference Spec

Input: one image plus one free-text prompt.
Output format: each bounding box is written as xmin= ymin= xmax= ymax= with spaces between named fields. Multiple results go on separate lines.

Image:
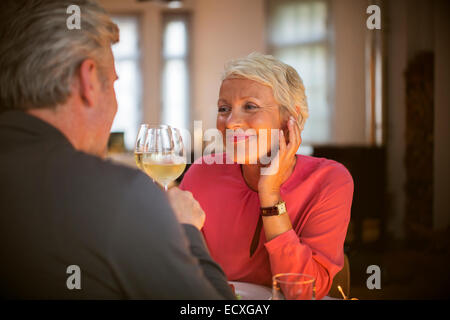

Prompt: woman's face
xmin=217 ymin=78 xmax=287 ymax=164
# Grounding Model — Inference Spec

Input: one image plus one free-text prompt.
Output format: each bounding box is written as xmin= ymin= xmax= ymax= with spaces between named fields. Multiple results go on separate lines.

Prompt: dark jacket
xmin=0 ymin=110 xmax=235 ymax=299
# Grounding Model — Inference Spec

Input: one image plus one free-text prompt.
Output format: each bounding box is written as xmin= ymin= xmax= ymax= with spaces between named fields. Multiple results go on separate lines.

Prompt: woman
xmin=180 ymin=53 xmax=353 ymax=299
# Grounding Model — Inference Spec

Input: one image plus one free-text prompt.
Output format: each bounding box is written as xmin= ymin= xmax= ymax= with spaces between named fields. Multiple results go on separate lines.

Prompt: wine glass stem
xmin=164 ymin=185 xmax=168 ymax=192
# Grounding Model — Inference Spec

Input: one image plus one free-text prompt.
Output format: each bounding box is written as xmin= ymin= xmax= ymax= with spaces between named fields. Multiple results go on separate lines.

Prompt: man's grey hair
xmin=0 ymin=0 xmax=119 ymax=111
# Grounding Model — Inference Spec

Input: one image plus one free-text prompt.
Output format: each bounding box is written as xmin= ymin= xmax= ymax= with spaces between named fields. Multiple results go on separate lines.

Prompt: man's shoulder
xmin=64 ymin=149 xmax=141 ymax=179
xmin=51 ymin=148 xmax=160 ymax=199
xmin=46 ymin=148 xmax=170 ymax=236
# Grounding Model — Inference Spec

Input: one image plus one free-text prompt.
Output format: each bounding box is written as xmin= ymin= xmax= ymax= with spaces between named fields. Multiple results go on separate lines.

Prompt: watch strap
xmin=260 ymin=201 xmax=287 ymax=216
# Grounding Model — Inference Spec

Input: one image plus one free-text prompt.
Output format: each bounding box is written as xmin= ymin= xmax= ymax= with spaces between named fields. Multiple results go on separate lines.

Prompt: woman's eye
xmin=218 ymin=106 xmax=230 ymax=113
xmin=245 ymin=103 xmax=259 ymax=110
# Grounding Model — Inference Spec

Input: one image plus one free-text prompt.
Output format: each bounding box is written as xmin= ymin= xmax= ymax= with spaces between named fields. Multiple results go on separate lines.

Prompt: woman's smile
xmin=226 ymin=131 xmax=257 ymax=143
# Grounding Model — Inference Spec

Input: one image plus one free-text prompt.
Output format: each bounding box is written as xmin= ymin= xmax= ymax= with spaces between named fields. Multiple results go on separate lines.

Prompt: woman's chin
xmin=224 ymin=142 xmax=271 ymax=165
xmin=225 ymin=153 xmax=263 ymax=165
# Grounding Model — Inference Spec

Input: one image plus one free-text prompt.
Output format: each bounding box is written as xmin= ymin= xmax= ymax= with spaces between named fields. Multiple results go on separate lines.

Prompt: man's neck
xmin=26 ymin=106 xmax=80 ymax=151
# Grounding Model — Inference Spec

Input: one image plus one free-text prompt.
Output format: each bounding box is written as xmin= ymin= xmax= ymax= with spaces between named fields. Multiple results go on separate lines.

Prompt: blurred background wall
xmin=101 ymin=0 xmax=371 ymax=145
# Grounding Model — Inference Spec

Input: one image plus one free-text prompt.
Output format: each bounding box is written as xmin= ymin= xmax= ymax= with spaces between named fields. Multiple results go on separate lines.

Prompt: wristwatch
xmin=260 ymin=200 xmax=287 ymax=216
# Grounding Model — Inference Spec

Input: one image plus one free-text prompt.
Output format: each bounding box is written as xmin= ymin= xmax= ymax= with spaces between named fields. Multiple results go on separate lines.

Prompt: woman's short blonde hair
xmin=222 ymin=52 xmax=309 ymax=131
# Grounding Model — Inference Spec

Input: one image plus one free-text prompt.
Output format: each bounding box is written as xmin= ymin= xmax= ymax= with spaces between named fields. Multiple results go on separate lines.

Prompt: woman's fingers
xmin=286 ymin=117 xmax=300 ymax=156
xmin=279 ymin=128 xmax=287 ymax=154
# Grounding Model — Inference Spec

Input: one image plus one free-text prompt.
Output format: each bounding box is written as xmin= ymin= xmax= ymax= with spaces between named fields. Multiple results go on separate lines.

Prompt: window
xmin=110 ymin=16 xmax=141 ymax=151
xmin=161 ymin=13 xmax=190 ymax=131
xmin=268 ymin=0 xmax=332 ymax=145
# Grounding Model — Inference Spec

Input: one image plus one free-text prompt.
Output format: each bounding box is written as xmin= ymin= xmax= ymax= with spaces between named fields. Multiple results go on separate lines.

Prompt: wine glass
xmin=142 ymin=125 xmax=186 ymax=191
xmin=134 ymin=124 xmax=149 ymax=170
xmin=272 ymin=273 xmax=315 ymax=300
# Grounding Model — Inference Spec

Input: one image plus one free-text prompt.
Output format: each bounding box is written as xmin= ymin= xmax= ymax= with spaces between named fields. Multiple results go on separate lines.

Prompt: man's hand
xmin=167 ymin=187 xmax=206 ymax=230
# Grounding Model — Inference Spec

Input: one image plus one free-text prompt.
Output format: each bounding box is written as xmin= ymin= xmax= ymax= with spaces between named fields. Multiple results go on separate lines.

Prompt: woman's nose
xmin=226 ymin=109 xmax=246 ymax=130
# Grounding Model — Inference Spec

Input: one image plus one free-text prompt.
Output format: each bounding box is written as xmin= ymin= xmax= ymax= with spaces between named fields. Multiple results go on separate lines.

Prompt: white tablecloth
xmin=229 ymin=281 xmax=339 ymax=300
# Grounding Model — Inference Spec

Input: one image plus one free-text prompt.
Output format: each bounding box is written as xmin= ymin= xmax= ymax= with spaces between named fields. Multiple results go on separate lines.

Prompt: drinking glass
xmin=134 ymin=124 xmax=149 ymax=170
xmin=272 ymin=273 xmax=315 ymax=300
xmin=142 ymin=125 xmax=186 ymax=191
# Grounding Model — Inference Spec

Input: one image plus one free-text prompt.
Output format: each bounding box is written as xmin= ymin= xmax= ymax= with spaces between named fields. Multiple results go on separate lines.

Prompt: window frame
xmin=160 ymin=11 xmax=192 ymax=131
xmin=265 ymin=0 xmax=335 ymax=146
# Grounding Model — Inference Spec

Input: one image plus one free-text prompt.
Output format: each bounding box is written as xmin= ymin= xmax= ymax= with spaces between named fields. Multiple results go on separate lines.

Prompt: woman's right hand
xmin=167 ymin=187 xmax=206 ymax=230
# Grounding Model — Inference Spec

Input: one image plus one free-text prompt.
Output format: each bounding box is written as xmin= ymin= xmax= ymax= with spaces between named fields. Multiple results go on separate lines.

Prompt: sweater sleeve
xmin=182 ymin=224 xmax=236 ymax=300
xmin=264 ymin=164 xmax=353 ymax=299
xmin=106 ymin=172 xmax=233 ymax=299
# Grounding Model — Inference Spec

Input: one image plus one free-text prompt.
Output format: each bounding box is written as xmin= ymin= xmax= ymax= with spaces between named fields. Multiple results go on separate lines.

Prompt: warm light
xmin=168 ymin=1 xmax=182 ymax=9
xmin=337 ymin=285 xmax=347 ymax=300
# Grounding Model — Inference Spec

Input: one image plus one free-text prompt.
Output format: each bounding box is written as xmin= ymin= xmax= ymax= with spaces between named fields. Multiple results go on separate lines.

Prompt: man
xmin=0 ymin=0 xmax=234 ymax=299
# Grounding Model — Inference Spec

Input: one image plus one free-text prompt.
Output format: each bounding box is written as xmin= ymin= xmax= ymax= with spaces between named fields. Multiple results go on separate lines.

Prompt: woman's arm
xmin=258 ymin=116 xmax=300 ymax=241
xmin=264 ymin=168 xmax=353 ymax=299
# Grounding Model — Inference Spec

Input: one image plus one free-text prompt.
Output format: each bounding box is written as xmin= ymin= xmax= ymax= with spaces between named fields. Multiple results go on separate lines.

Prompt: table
xmin=229 ymin=281 xmax=339 ymax=300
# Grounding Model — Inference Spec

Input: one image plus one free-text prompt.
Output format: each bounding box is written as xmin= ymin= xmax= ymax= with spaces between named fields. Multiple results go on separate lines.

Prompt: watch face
xmin=277 ymin=202 xmax=286 ymax=214
xmin=261 ymin=201 xmax=287 ymax=216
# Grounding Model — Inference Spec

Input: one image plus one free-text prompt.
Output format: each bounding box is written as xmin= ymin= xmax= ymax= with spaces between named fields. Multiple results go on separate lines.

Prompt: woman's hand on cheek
xmin=258 ymin=117 xmax=301 ymax=207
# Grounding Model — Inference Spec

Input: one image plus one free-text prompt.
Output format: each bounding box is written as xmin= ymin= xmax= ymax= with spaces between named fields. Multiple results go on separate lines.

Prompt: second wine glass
xmin=134 ymin=123 xmax=149 ymax=170
xmin=142 ymin=125 xmax=186 ymax=191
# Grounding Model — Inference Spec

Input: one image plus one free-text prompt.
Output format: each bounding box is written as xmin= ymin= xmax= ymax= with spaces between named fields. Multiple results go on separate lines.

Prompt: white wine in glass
xmin=134 ymin=152 xmax=144 ymax=170
xmin=142 ymin=154 xmax=186 ymax=189
xmin=142 ymin=126 xmax=186 ymax=191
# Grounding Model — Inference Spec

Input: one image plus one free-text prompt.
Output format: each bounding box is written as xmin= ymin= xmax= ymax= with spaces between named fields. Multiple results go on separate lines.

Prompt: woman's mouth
xmin=234 ymin=135 xmax=249 ymax=142
xmin=226 ymin=133 xmax=256 ymax=143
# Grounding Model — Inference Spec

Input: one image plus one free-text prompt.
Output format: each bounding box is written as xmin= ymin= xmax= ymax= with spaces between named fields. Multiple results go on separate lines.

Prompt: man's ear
xmin=78 ymin=59 xmax=100 ymax=108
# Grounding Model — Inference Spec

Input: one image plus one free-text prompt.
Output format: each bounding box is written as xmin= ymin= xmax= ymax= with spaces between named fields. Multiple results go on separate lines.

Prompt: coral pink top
xmin=180 ymin=153 xmax=353 ymax=299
